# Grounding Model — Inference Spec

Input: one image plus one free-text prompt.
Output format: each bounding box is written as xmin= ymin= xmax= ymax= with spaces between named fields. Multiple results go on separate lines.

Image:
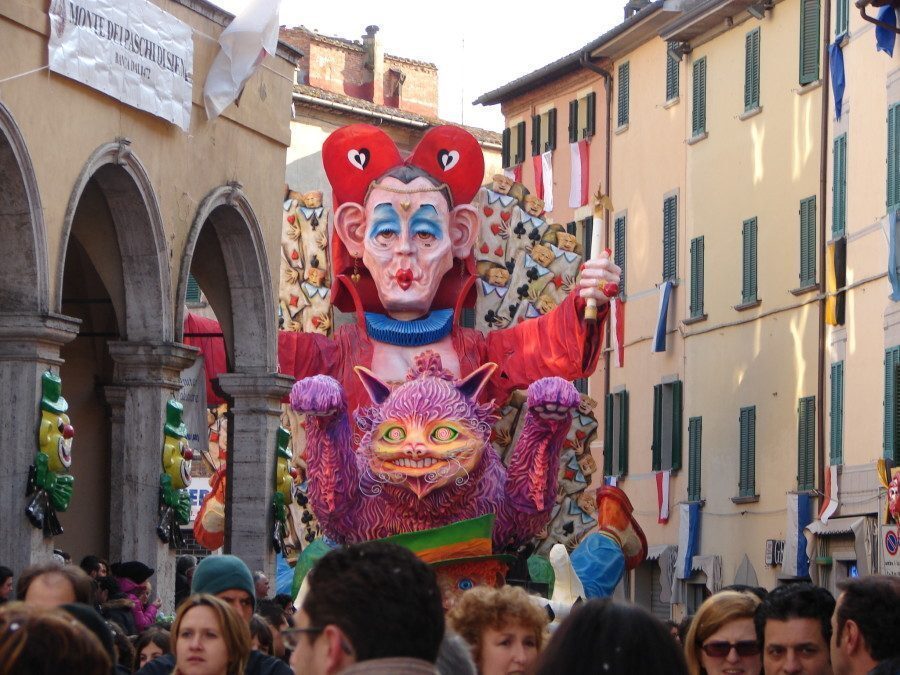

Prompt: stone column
xmin=0 ymin=313 xmax=80 ymax=576
xmin=107 ymin=341 xmax=198 ymax=612
xmin=217 ymin=372 xmax=294 ymax=585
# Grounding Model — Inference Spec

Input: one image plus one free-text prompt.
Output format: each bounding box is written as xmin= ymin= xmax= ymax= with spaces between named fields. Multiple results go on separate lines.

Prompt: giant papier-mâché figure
xmin=273 ymin=426 xmax=297 ymax=554
xmin=26 ymin=371 xmax=75 ymax=536
xmin=157 ymin=399 xmax=193 ymax=547
xmin=290 ymin=351 xmax=580 ymax=548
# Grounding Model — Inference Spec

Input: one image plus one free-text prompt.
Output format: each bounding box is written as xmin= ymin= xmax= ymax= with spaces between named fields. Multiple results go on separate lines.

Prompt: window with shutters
xmin=690 ymin=236 xmax=705 ymax=318
xmin=830 ymin=361 xmax=844 ymax=465
xmin=663 ymin=196 xmax=678 ymax=281
xmin=574 ymin=378 xmax=588 ymax=395
xmin=618 ymin=62 xmax=630 ymax=128
xmin=186 ymin=273 xmax=202 ymax=303
xmin=742 ymin=218 xmax=758 ymax=304
xmin=798 ymin=396 xmax=816 ymax=491
xmin=540 ymin=108 xmax=557 ymax=152
xmin=888 ymin=104 xmax=900 ymax=211
xmin=503 ymin=121 xmax=526 ymax=167
xmin=460 ymin=307 xmax=475 ymax=329
xmin=652 ymin=380 xmax=683 ymax=472
xmin=514 ymin=121 xmax=526 ymax=165
xmin=745 ymin=28 xmax=761 ymax=111
xmin=570 ymin=93 xmax=596 ymax=141
xmin=604 ymin=390 xmax=629 ymax=477
xmin=666 ymin=45 xmax=680 ymax=102
xmin=501 ymin=127 xmax=511 ymax=168
xmin=739 ymin=406 xmax=757 ymax=498
xmin=800 ymin=0 xmax=821 ymax=86
xmin=688 ymin=417 xmax=702 ymax=501
xmin=800 ymin=196 xmax=817 ymax=287
xmin=615 ymin=214 xmax=627 ymax=297
xmin=582 ymin=217 xmax=594 ymax=259
xmin=884 ymin=346 xmax=900 ymax=462
xmin=568 ymin=99 xmax=579 ymax=143
xmin=833 ymin=134 xmax=847 ymax=236
xmin=692 ymin=57 xmax=707 ymax=138
xmin=531 ymin=114 xmax=542 ymax=157
xmin=835 ymin=0 xmax=849 ymax=35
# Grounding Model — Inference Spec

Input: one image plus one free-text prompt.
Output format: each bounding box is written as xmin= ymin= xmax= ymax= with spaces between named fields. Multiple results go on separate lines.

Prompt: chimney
xmin=624 ymin=0 xmax=651 ymax=19
xmin=362 ymin=25 xmax=384 ymax=105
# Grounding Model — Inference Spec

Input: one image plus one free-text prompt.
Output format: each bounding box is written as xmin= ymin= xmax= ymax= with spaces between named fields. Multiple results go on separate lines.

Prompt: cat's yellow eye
xmin=429 ymin=425 xmax=459 ymax=443
xmin=381 ymin=425 xmax=406 ymax=444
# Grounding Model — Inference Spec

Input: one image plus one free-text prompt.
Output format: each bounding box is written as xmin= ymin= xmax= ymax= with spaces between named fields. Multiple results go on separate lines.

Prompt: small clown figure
xmin=26 ymin=371 xmax=76 ymax=535
xmin=530 ymin=243 xmax=555 ymax=270
xmin=491 ymin=173 xmax=514 ymax=195
xmin=161 ymin=400 xmax=193 ymax=490
xmin=556 ymin=231 xmax=580 ymax=254
xmin=523 ymin=195 xmax=545 ymax=217
xmin=302 ymin=190 xmax=323 ymax=209
xmin=273 ymin=426 xmax=297 ymax=554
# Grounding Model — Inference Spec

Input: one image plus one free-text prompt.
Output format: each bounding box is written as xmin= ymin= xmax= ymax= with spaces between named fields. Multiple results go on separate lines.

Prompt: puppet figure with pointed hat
xmin=157 ymin=400 xmax=193 ymax=546
xmin=26 ymin=371 xmax=75 ymax=535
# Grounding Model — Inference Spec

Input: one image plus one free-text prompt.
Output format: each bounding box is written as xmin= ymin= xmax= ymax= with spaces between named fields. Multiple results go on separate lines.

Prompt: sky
xmin=211 ymin=0 xmax=625 ymax=132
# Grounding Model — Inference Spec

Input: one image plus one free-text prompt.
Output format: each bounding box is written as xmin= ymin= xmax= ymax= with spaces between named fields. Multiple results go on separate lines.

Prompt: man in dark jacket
xmin=135 ymin=554 xmax=290 ymax=675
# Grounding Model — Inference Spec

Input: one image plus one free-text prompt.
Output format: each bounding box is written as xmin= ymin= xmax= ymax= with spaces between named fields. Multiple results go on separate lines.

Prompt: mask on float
xmin=161 ymin=400 xmax=193 ymax=490
xmin=38 ymin=371 xmax=74 ymax=474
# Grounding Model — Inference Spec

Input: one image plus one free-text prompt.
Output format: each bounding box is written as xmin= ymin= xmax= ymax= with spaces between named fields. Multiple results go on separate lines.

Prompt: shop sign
xmin=881 ymin=525 xmax=900 ymax=577
xmin=48 ymin=0 xmax=193 ymax=130
xmin=188 ymin=476 xmax=212 ymax=523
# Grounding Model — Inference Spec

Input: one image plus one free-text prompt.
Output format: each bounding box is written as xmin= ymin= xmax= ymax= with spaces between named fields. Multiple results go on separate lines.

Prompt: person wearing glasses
xmin=754 ymin=583 xmax=835 ymax=675
xmin=284 ymin=541 xmax=444 ymax=675
xmin=685 ymin=590 xmax=763 ymax=675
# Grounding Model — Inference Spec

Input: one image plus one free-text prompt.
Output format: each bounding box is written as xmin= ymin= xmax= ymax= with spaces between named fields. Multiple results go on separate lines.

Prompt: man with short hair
xmin=79 ymin=555 xmax=108 ymax=579
xmin=17 ymin=561 xmax=93 ymax=607
xmin=135 ymin=554 xmax=291 ymax=675
xmin=254 ymin=570 xmax=270 ymax=600
xmin=0 ymin=566 xmax=13 ymax=604
xmin=830 ymin=575 xmax=900 ymax=675
xmin=755 ymin=582 xmax=835 ymax=674
xmin=287 ymin=541 xmax=444 ymax=675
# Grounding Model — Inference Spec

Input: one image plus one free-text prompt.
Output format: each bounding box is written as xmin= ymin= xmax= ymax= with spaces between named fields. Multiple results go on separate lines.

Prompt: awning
xmin=804 ymin=516 xmax=871 ymax=583
xmin=646 ymin=544 xmax=676 ymax=561
xmin=647 ymin=544 xmax=677 ymax=603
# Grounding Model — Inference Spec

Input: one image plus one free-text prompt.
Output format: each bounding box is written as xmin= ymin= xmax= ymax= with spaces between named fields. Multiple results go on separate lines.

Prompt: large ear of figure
xmin=334 ymin=202 xmax=366 ymax=257
xmin=456 ymin=362 xmax=497 ymax=400
xmin=449 ymin=204 xmax=479 ymax=258
xmin=354 ymin=366 xmax=391 ymax=405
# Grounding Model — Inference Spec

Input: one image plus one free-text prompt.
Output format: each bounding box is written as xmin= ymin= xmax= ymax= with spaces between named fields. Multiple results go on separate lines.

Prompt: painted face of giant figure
xmin=335 ymin=168 xmax=479 ymax=319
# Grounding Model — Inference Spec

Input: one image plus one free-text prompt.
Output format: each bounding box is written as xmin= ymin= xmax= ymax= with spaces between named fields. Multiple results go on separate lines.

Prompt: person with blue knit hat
xmin=134 ymin=555 xmax=291 ymax=675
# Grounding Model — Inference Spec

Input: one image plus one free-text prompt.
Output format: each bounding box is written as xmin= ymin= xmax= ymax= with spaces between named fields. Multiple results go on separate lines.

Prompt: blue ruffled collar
xmin=364 ymin=309 xmax=454 ymax=347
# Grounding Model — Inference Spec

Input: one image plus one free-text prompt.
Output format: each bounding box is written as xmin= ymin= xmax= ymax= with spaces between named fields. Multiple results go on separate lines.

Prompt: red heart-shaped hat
xmin=322 ymin=124 xmax=484 ymax=207
xmin=322 ymin=124 xmax=403 ymax=207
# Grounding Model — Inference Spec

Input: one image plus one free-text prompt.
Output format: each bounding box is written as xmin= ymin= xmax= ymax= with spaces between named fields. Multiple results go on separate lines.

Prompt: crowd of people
xmin=1 ymin=547 xmax=899 ymax=675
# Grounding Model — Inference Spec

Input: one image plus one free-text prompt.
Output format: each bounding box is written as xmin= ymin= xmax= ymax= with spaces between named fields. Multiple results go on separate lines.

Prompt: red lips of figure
xmin=395 ymin=269 xmax=414 ymax=290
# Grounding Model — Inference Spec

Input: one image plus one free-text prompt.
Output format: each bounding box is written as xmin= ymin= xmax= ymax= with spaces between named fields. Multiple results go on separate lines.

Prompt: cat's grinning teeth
xmin=394 ymin=457 xmax=439 ymax=469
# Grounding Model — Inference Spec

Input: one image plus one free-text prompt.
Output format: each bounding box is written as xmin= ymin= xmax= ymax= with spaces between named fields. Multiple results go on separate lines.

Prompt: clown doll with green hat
xmin=157 ymin=399 xmax=193 ymax=547
xmin=26 ymin=370 xmax=75 ymax=536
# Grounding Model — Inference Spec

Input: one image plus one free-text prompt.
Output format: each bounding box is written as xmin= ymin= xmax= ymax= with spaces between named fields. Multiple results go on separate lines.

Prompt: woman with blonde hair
xmin=447 ymin=585 xmax=548 ymax=675
xmin=171 ymin=594 xmax=250 ymax=675
xmin=685 ymin=590 xmax=763 ymax=675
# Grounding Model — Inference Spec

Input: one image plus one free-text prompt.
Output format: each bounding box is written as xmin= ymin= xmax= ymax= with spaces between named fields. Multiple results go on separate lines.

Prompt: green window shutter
xmin=798 ymin=396 xmax=816 ymax=491
xmin=604 ymin=393 xmax=614 ymax=476
xmin=186 ymin=273 xmax=201 ymax=303
xmin=888 ymin=104 xmax=900 ymax=211
xmin=531 ymin=114 xmax=541 ymax=157
xmin=586 ymin=92 xmax=597 ymax=138
xmin=663 ymin=196 xmax=678 ymax=281
xmin=884 ymin=347 xmax=900 ymax=460
xmin=618 ymin=63 xmax=630 ymax=128
xmin=460 ymin=307 xmax=475 ymax=329
xmin=619 ymin=390 xmax=630 ymax=476
xmin=615 ymin=215 xmax=627 ymax=296
xmin=568 ymin=100 xmax=579 ymax=143
xmin=833 ymin=134 xmax=847 ymax=236
xmin=830 ymin=361 xmax=844 ymax=464
xmin=836 ymin=0 xmax=849 ymax=35
xmin=742 ymin=218 xmax=758 ymax=303
xmin=800 ymin=0 xmax=821 ymax=85
xmin=666 ymin=45 xmax=680 ymax=102
xmin=515 ymin=121 xmax=526 ymax=164
xmin=740 ymin=406 xmax=757 ymax=497
xmin=690 ymin=236 xmax=705 ymax=317
xmin=692 ymin=57 xmax=707 ymax=137
xmin=567 ymin=221 xmax=577 ymax=236
xmin=546 ymin=108 xmax=557 ymax=151
xmin=672 ymin=380 xmax=683 ymax=471
xmin=800 ymin=197 xmax=817 ymax=287
xmin=501 ymin=127 xmax=511 ymax=168
xmin=744 ymin=28 xmax=761 ymax=111
xmin=583 ymin=217 xmax=594 ymax=259
xmin=652 ymin=384 xmax=663 ymax=471
xmin=688 ymin=417 xmax=702 ymax=501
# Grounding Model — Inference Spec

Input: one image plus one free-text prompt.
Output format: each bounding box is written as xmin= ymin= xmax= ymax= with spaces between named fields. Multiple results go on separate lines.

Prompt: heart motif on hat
xmin=437 ymin=149 xmax=460 ymax=171
xmin=347 ymin=148 xmax=370 ymax=171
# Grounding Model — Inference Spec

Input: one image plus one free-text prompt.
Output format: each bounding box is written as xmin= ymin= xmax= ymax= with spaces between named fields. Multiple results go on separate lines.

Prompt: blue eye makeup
xmin=410 ymin=205 xmax=443 ymax=239
xmin=369 ymin=204 xmax=401 ymax=239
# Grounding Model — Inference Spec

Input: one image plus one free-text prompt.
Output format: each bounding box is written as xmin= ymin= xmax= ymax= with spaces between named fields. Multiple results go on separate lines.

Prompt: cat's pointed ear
xmin=354 ymin=366 xmax=391 ymax=404
xmin=456 ymin=362 xmax=497 ymax=400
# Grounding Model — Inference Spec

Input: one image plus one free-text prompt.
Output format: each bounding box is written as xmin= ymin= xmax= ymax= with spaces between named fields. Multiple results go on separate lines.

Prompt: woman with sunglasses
xmin=685 ymin=591 xmax=763 ymax=675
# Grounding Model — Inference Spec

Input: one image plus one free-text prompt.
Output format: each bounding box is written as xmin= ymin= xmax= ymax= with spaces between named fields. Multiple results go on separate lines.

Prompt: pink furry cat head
xmin=354 ymin=352 xmax=498 ymax=499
